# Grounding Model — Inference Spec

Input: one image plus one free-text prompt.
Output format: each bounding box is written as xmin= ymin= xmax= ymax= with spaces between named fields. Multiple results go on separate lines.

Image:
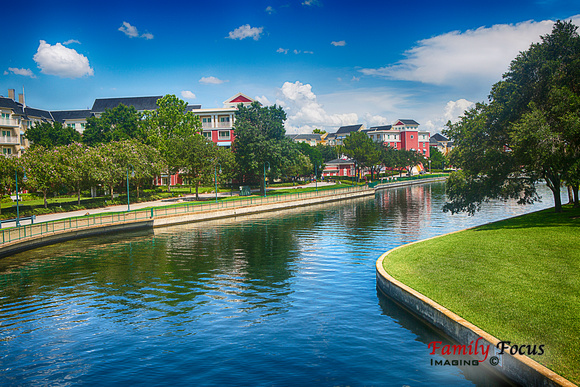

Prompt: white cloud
xmin=63 ymin=39 xmax=81 ymax=45
xmin=359 ymin=17 xmax=580 ymax=88
xmin=304 ymin=51 xmax=314 ymax=54
xmin=119 ymin=21 xmax=139 ymax=37
xmin=265 ymin=6 xmax=275 ymax=14
xmin=199 ymin=76 xmax=228 ymax=85
xmin=293 ymin=49 xmax=301 ymax=54
xmin=255 ymin=95 xmax=272 ymax=105
xmin=6 ymin=68 xmax=36 ymax=78
xmin=33 ymin=40 xmax=94 ymax=78
xmin=277 ymin=47 xmax=289 ymax=54
xmin=331 ymin=40 xmax=346 ymax=47
xmin=303 ymin=0 xmax=321 ymax=6
xmin=422 ymin=99 xmax=475 ymax=134
xmin=181 ymin=90 xmax=196 ymax=99
xmin=278 ymin=81 xmax=358 ymax=133
xmin=227 ymin=24 xmax=264 ymax=41
xmin=118 ymin=22 xmax=154 ymax=39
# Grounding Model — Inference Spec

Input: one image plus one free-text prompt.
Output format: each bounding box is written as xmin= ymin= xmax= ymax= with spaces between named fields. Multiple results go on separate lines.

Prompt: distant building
xmin=429 ymin=133 xmax=453 ymax=155
xmin=367 ymin=119 xmax=430 ymax=157
xmin=286 ymin=133 xmax=326 ymax=146
xmin=330 ymin=124 xmax=365 ymax=146
xmin=322 ymin=158 xmax=356 ymax=177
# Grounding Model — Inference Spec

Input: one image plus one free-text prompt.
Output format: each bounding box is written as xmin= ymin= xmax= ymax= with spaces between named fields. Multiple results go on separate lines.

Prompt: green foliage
xmin=25 ymin=121 xmax=81 ymax=148
xmin=181 ymin=134 xmax=219 ymax=199
xmin=21 ymin=146 xmax=63 ymax=208
xmin=141 ymin=95 xmax=201 ymax=191
xmin=342 ymin=131 xmax=382 ymax=179
xmin=312 ymin=128 xmax=326 ymax=134
xmin=232 ymin=102 xmax=293 ymax=194
xmin=296 ymin=142 xmax=323 ymax=177
xmin=316 ymin=143 xmax=338 ymax=162
xmin=83 ymin=104 xmax=143 ymax=146
xmin=444 ymin=20 xmax=580 ymax=214
xmin=428 ymin=147 xmax=446 ymax=169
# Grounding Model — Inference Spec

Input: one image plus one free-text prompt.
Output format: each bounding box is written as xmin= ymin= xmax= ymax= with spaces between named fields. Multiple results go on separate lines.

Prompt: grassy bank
xmin=383 ymin=205 xmax=580 ymax=384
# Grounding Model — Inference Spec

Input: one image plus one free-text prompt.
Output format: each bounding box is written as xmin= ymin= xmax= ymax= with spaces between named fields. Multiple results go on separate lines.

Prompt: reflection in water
xmin=0 ymin=182 xmax=559 ymax=386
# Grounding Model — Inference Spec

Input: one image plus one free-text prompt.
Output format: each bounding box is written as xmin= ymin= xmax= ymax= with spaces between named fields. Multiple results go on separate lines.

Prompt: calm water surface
xmin=0 ymin=182 xmax=561 ymax=386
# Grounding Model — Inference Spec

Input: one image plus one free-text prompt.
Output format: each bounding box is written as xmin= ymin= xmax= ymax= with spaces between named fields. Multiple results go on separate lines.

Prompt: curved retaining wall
xmin=0 ymin=188 xmax=376 ymax=258
xmin=376 ymin=245 xmax=576 ymax=387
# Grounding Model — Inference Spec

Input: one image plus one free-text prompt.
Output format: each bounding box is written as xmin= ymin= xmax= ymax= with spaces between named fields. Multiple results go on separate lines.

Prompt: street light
xmin=429 ymin=159 xmax=431 ymax=174
xmin=214 ymin=162 xmax=222 ymax=203
xmin=126 ymin=164 xmax=134 ymax=211
xmin=314 ymin=163 xmax=320 ymax=192
xmin=15 ymin=165 xmax=27 ymax=227
xmin=263 ymin=161 xmax=270 ymax=197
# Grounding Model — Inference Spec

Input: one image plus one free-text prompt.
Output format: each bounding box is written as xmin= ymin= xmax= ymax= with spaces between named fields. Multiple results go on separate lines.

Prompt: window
xmin=1 ymin=113 xmax=9 ymax=119
xmin=202 ymin=117 xmax=211 ymax=123
xmin=80 ymin=123 xmax=86 ymax=129
xmin=219 ymin=131 xmax=230 ymax=139
xmin=203 ymin=132 xmax=211 ymax=139
xmin=2 ymin=147 xmax=12 ymax=155
xmin=67 ymin=123 xmax=75 ymax=129
xmin=410 ymin=135 xmax=414 ymax=139
xmin=220 ymin=117 xmax=230 ymax=123
xmin=1 ymin=130 xmax=10 ymax=137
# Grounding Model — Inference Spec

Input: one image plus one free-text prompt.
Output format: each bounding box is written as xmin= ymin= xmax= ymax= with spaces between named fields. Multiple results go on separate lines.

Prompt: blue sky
xmin=2 ymin=0 xmax=579 ymax=134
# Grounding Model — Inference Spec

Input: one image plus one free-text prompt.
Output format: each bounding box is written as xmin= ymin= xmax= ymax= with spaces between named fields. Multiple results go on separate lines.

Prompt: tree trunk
xmin=568 ymin=185 xmax=574 ymax=204
xmin=43 ymin=190 xmax=48 ymax=208
xmin=544 ymin=172 xmax=562 ymax=213
xmin=136 ymin=182 xmax=141 ymax=199
xmin=110 ymin=185 xmax=114 ymax=201
xmin=77 ymin=186 xmax=81 ymax=206
xmin=166 ymin=169 xmax=172 ymax=193
xmin=195 ymin=180 xmax=200 ymax=201
xmin=573 ymin=184 xmax=579 ymax=208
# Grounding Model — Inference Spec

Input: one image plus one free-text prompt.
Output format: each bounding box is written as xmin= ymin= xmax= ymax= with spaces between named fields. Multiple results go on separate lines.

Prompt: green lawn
xmin=383 ymin=205 xmax=580 ymax=384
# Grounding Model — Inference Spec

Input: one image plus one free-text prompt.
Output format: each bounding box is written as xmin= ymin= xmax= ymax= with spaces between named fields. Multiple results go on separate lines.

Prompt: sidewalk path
xmin=2 ymin=182 xmax=338 ymax=229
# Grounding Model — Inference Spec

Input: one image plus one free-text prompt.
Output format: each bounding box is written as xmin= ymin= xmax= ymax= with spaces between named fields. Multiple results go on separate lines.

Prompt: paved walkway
xmin=2 ymin=182 xmax=338 ymax=229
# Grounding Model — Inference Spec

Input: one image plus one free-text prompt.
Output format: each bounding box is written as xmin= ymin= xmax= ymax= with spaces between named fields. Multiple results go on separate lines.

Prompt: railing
xmin=0 ymin=136 xmax=18 ymax=145
xmin=0 ymin=118 xmax=20 ymax=127
xmin=0 ymin=185 xmax=371 ymax=247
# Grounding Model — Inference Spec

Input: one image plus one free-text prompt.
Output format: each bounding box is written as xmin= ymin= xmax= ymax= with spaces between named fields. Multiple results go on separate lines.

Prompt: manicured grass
xmin=383 ymin=205 xmax=580 ymax=384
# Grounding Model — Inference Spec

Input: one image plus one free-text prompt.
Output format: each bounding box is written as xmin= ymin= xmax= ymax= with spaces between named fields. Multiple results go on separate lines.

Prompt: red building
xmin=366 ymin=119 xmax=430 ymax=158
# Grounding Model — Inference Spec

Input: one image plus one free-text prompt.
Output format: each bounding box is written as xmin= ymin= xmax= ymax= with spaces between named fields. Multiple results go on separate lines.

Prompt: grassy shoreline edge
xmin=378 ymin=205 xmax=579 ymax=386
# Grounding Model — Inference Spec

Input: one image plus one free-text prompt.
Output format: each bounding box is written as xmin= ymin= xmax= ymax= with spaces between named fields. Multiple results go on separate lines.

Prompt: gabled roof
xmin=91 ymin=96 xmax=162 ymax=112
xmin=336 ymin=124 xmax=364 ymax=134
xmin=430 ymin=133 xmax=448 ymax=142
xmin=0 ymin=97 xmax=25 ymax=115
xmin=24 ymin=107 xmax=53 ymax=121
xmin=223 ymin=93 xmax=255 ymax=107
xmin=326 ymin=158 xmax=354 ymax=165
xmin=185 ymin=105 xmax=202 ymax=111
xmin=394 ymin=119 xmax=419 ymax=126
xmin=51 ymin=110 xmax=93 ymax=122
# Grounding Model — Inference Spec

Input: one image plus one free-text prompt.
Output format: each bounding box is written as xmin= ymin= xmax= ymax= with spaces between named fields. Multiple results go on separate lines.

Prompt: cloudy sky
xmin=2 ymin=0 xmax=579 ymax=134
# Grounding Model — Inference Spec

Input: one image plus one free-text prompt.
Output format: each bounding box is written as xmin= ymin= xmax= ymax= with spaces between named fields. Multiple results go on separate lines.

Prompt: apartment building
xmin=366 ymin=119 xmax=430 ymax=157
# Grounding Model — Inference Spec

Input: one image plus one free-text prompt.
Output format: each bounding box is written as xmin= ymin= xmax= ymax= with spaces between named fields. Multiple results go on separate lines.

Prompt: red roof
xmin=230 ymin=95 xmax=253 ymax=103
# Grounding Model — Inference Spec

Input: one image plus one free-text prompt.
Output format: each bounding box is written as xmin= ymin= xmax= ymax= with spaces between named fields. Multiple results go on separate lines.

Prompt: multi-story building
xmin=285 ymin=133 xmax=326 ymax=146
xmin=366 ymin=119 xmax=430 ymax=157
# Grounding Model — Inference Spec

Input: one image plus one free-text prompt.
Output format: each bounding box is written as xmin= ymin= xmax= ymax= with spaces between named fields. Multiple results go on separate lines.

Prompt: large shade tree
xmin=444 ymin=20 xmax=580 ymax=214
xmin=25 ymin=121 xmax=81 ymax=148
xmin=83 ymin=104 xmax=144 ymax=146
xmin=232 ymin=102 xmax=293 ymax=195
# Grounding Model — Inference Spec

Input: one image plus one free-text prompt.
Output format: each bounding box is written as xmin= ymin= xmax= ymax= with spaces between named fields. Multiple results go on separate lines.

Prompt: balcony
xmin=0 ymin=118 xmax=20 ymax=128
xmin=0 ymin=136 xmax=18 ymax=145
xmin=202 ymin=122 xmax=213 ymax=129
xmin=217 ymin=121 xmax=231 ymax=128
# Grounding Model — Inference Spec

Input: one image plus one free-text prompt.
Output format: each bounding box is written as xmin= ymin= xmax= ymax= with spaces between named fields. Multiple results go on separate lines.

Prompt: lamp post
xmin=263 ymin=161 xmax=270 ymax=197
xmin=15 ymin=166 xmax=27 ymax=227
xmin=126 ymin=164 xmax=134 ymax=212
xmin=429 ymin=159 xmax=431 ymax=174
xmin=214 ymin=162 xmax=222 ymax=203
xmin=314 ymin=163 xmax=319 ymax=192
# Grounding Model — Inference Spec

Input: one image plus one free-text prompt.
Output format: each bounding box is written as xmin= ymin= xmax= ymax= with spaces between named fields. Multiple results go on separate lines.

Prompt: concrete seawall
xmin=376 ymin=246 xmax=576 ymax=387
xmin=0 ymin=186 xmax=378 ymax=258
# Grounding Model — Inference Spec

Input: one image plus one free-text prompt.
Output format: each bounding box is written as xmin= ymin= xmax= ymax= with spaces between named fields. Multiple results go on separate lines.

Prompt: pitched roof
xmin=394 ymin=119 xmax=419 ymax=126
xmin=223 ymin=93 xmax=255 ymax=107
xmin=51 ymin=110 xmax=93 ymax=122
xmin=430 ymin=133 xmax=449 ymax=142
xmin=336 ymin=124 xmax=364 ymax=134
xmin=185 ymin=105 xmax=202 ymax=111
xmin=91 ymin=96 xmax=162 ymax=112
xmin=0 ymin=97 xmax=25 ymax=115
xmin=326 ymin=158 xmax=354 ymax=165
xmin=286 ymin=133 xmax=322 ymax=141
xmin=24 ymin=107 xmax=53 ymax=121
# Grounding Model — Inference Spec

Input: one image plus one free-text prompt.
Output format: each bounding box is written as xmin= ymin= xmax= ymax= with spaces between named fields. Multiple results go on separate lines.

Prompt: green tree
xmin=444 ymin=21 xmax=580 ymax=214
xmin=22 ymin=146 xmax=63 ymax=208
xmin=181 ymin=134 xmax=219 ymax=200
xmin=141 ymin=95 xmax=201 ymax=192
xmin=25 ymin=121 xmax=81 ymax=148
xmin=232 ymin=102 xmax=291 ymax=195
xmin=83 ymin=104 xmax=143 ymax=146
xmin=296 ymin=142 xmax=324 ymax=178
xmin=0 ymin=156 xmax=17 ymax=215
xmin=312 ymin=128 xmax=326 ymax=134
xmin=58 ymin=143 xmax=94 ymax=205
xmin=341 ymin=131 xmax=381 ymax=180
xmin=428 ymin=147 xmax=446 ymax=171
xmin=316 ymin=143 xmax=338 ymax=162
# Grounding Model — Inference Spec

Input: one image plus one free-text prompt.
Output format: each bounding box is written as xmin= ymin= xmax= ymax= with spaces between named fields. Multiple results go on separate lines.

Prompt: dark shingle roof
xmin=336 ymin=124 xmax=364 ymax=134
xmin=430 ymin=133 xmax=449 ymax=142
xmin=186 ymin=105 xmax=202 ymax=111
xmin=51 ymin=110 xmax=93 ymax=122
xmin=396 ymin=119 xmax=420 ymax=126
xmin=24 ymin=107 xmax=53 ymax=121
xmin=0 ymin=97 xmax=25 ymax=115
xmin=91 ymin=96 xmax=163 ymax=112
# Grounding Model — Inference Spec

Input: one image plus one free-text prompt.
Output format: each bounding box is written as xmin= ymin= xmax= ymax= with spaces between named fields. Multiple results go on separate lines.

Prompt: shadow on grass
xmin=475 ymin=204 xmax=580 ymax=231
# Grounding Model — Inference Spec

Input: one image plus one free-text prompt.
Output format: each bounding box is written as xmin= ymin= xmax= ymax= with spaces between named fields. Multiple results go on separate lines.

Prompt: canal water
xmin=0 ymin=182 xmax=561 ymax=386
